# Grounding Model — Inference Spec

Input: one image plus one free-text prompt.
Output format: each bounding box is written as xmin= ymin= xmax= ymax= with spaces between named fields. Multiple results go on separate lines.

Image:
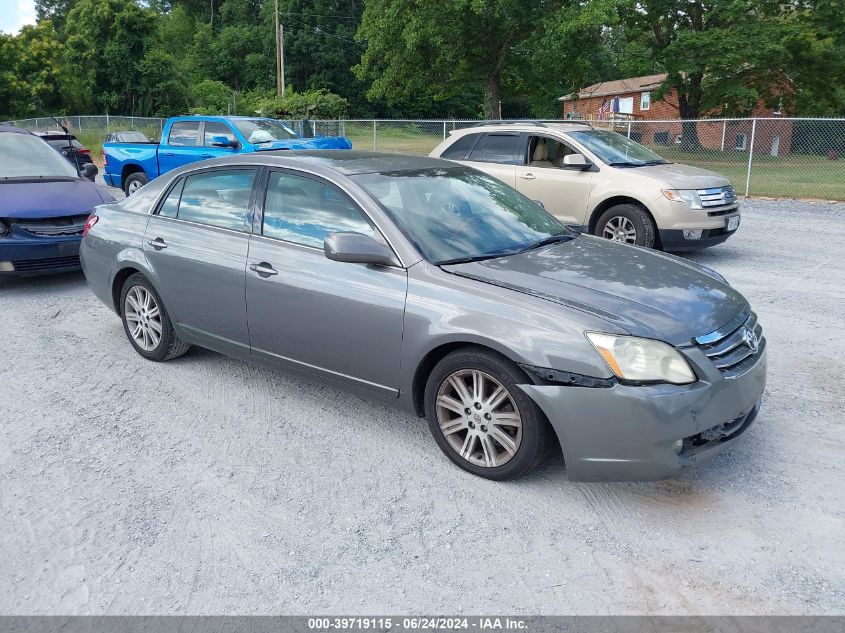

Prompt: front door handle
xmin=520 ymin=172 xmax=536 ymax=180
xmin=249 ymin=262 xmax=278 ymax=277
xmin=161 ymin=152 xmax=174 ymax=157
xmin=147 ymin=238 xmax=167 ymax=250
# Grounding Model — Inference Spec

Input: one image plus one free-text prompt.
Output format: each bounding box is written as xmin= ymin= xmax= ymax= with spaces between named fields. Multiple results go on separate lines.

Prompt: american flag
xmin=598 ymin=98 xmax=610 ymax=118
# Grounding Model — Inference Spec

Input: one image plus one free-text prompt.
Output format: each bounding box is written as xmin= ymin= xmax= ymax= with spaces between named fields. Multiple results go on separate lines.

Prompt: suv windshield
xmin=233 ymin=119 xmax=299 ymax=144
xmin=0 ymin=133 xmax=79 ymax=179
xmin=352 ymin=166 xmax=570 ymax=264
xmin=569 ymin=129 xmax=669 ymax=167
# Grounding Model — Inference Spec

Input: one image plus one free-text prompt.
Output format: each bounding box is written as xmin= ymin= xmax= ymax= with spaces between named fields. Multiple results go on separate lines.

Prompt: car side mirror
xmin=532 ymin=200 xmax=546 ymax=209
xmin=324 ymin=232 xmax=399 ymax=267
xmin=81 ymin=163 xmax=98 ymax=179
xmin=211 ymin=135 xmax=236 ymax=148
xmin=562 ymin=153 xmax=590 ymax=170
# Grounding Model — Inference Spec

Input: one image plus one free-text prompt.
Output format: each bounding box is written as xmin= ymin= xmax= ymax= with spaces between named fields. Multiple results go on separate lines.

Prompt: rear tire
xmin=595 ymin=203 xmax=656 ymax=248
xmin=120 ymin=273 xmax=190 ymax=362
xmin=424 ymin=348 xmax=551 ymax=480
xmin=123 ymin=172 xmax=148 ymax=196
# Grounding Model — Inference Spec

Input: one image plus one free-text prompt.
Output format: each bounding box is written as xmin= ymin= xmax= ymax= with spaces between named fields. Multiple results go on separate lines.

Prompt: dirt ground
xmin=1 ymin=199 xmax=843 ymax=615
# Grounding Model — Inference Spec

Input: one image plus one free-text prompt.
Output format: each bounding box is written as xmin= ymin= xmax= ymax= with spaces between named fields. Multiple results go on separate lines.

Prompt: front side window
xmin=204 ymin=122 xmax=237 ymax=147
xmin=168 ymin=122 xmax=200 ymax=147
xmin=262 ymin=171 xmax=375 ymax=248
xmin=0 ymin=133 xmax=79 ymax=179
xmin=469 ymin=133 xmax=522 ymax=165
xmin=176 ymin=169 xmax=256 ymax=231
xmin=569 ymin=129 xmax=669 ymax=167
xmin=352 ymin=166 xmax=568 ymax=264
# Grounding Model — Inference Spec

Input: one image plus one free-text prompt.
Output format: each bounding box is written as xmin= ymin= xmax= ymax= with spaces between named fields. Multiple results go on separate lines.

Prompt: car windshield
xmin=233 ymin=119 xmax=299 ymax=143
xmin=569 ymin=129 xmax=669 ymax=166
xmin=117 ymin=131 xmax=150 ymax=142
xmin=0 ymin=133 xmax=79 ymax=179
xmin=351 ymin=166 xmax=571 ymax=264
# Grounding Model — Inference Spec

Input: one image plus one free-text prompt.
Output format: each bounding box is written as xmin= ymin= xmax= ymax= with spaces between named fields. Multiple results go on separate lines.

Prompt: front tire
xmin=120 ymin=273 xmax=190 ymax=362
xmin=595 ymin=203 xmax=656 ymax=248
xmin=424 ymin=348 xmax=551 ymax=480
xmin=123 ymin=172 xmax=148 ymax=196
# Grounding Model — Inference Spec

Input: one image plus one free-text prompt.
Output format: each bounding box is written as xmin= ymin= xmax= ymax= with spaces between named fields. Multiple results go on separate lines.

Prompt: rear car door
xmin=246 ymin=169 xmax=407 ymax=395
xmin=143 ymin=167 xmax=258 ymax=356
xmin=514 ymin=134 xmax=593 ymax=226
xmin=460 ymin=132 xmax=524 ymax=187
xmin=158 ymin=121 xmax=202 ymax=173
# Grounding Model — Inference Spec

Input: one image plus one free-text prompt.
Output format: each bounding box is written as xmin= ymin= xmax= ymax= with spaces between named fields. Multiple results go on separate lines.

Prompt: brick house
xmin=558 ymin=73 xmax=794 ymax=157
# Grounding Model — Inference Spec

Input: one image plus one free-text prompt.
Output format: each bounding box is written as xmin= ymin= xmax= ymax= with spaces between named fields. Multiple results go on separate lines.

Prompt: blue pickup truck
xmin=103 ymin=115 xmax=352 ymax=195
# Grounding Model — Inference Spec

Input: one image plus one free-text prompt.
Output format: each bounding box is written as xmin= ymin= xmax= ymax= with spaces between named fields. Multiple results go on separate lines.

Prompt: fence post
xmin=373 ymin=120 xmax=377 ymax=150
xmin=720 ymin=119 xmax=726 ymax=152
xmin=626 ymin=121 xmax=631 ymax=138
xmin=443 ymin=121 xmax=447 ymax=141
xmin=744 ymin=118 xmax=757 ymax=197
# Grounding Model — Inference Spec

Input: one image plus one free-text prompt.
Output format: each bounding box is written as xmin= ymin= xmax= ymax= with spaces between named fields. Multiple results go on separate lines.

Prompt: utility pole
xmin=274 ymin=0 xmax=283 ymax=96
xmin=280 ymin=23 xmax=286 ymax=97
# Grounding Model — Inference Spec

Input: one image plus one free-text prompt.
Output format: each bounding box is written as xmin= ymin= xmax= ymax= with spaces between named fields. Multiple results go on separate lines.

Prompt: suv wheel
xmin=595 ymin=203 xmax=656 ymax=248
xmin=424 ymin=348 xmax=551 ymax=480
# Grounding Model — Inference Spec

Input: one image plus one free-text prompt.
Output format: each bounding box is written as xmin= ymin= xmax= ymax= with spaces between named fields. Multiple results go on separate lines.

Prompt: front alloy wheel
xmin=435 ymin=369 xmax=523 ymax=468
xmin=603 ymin=215 xmax=638 ymax=243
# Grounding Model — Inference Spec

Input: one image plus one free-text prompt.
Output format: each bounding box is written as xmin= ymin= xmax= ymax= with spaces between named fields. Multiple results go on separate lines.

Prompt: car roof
xmin=212 ymin=150 xmax=461 ymax=175
xmin=453 ymin=121 xmax=595 ymax=135
xmin=0 ymin=124 xmax=31 ymax=135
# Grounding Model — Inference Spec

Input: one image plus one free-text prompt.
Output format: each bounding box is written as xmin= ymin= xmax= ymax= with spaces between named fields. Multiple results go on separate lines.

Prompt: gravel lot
xmin=1 ymin=199 xmax=843 ymax=615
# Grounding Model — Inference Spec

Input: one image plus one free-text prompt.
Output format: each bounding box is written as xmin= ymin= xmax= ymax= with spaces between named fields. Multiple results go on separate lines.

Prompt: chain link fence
xmin=5 ymin=115 xmax=844 ymax=200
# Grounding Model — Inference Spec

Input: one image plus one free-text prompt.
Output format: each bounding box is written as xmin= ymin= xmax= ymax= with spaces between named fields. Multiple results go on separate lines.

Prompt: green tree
xmin=0 ymin=21 xmax=65 ymax=118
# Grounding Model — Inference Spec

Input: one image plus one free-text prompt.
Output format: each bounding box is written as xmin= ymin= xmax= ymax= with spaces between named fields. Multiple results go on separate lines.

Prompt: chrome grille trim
xmin=697 ymin=311 xmax=765 ymax=378
xmin=696 ymin=186 xmax=737 ymax=208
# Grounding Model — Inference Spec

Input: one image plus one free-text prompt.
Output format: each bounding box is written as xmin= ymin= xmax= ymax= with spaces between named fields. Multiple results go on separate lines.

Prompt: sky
xmin=0 ymin=0 xmax=36 ymax=34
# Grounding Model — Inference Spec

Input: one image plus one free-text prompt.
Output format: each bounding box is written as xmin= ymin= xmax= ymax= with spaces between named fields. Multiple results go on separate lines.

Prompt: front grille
xmin=11 ymin=255 xmax=81 ymax=271
xmin=697 ymin=186 xmax=737 ymax=208
xmin=697 ymin=311 xmax=765 ymax=379
xmin=10 ymin=214 xmax=89 ymax=237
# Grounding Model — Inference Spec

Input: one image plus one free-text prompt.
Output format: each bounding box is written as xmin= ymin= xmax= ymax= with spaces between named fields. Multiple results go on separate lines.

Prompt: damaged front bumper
xmin=519 ymin=347 xmax=767 ymax=482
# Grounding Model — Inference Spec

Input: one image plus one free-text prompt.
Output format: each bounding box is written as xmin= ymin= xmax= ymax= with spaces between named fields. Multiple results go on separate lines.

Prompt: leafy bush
xmin=190 ymin=79 xmax=232 ymax=115
xmin=259 ymin=89 xmax=348 ymax=120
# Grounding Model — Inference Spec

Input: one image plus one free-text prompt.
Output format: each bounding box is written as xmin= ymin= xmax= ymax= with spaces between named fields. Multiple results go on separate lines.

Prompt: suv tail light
xmin=82 ymin=215 xmax=99 ymax=237
xmin=76 ymin=148 xmax=91 ymax=156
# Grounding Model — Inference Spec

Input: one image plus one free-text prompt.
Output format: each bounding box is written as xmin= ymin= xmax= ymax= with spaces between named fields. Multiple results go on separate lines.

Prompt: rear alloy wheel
xmin=120 ymin=273 xmax=190 ymax=362
xmin=124 ymin=172 xmax=148 ymax=196
xmin=425 ymin=349 xmax=551 ymax=480
xmin=595 ymin=203 xmax=656 ymax=248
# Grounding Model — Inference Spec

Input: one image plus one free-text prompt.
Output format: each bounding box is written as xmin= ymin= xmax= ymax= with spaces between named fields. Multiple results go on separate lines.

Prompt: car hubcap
xmin=124 ymin=285 xmax=162 ymax=351
xmin=603 ymin=216 xmax=637 ymax=243
xmin=435 ymin=369 xmax=522 ymax=468
xmin=128 ymin=180 xmax=141 ymax=194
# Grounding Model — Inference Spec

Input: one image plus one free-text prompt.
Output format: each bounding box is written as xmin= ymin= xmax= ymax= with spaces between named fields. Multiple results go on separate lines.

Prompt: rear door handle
xmin=520 ymin=172 xmax=536 ymax=180
xmin=249 ymin=262 xmax=278 ymax=277
xmin=147 ymin=238 xmax=167 ymax=250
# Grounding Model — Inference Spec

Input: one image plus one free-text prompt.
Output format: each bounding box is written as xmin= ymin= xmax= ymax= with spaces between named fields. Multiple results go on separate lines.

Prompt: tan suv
xmin=429 ymin=121 xmax=740 ymax=250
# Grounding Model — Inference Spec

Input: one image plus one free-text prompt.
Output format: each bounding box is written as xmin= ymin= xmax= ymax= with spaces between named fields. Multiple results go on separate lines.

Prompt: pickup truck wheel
xmin=595 ymin=204 xmax=656 ymax=248
xmin=124 ymin=172 xmax=149 ymax=196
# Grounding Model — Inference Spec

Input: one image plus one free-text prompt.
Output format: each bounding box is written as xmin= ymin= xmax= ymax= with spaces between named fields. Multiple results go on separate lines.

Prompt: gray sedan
xmin=80 ymin=151 xmax=766 ymax=481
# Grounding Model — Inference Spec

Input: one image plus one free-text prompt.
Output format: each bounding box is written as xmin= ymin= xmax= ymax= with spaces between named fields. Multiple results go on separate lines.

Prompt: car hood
xmin=253 ymin=136 xmax=353 ymax=151
xmin=634 ymin=162 xmax=733 ymax=189
xmin=0 ymin=179 xmax=111 ymax=219
xmin=442 ymin=235 xmax=748 ymax=346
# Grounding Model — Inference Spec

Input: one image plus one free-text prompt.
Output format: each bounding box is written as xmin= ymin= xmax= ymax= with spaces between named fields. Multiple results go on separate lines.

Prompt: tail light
xmin=82 ymin=215 xmax=99 ymax=237
xmin=76 ymin=148 xmax=91 ymax=156
xmin=102 ymin=151 xmax=107 ymax=166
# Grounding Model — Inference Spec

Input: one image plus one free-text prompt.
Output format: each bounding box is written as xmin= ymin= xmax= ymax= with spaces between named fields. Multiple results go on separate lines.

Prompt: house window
xmin=735 ymin=133 xmax=748 ymax=151
xmin=640 ymin=91 xmax=651 ymax=111
xmin=616 ymin=97 xmax=634 ymax=115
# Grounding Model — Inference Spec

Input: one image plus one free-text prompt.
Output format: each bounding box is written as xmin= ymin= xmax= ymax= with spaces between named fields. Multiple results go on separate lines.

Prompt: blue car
xmin=0 ymin=124 xmax=116 ymax=276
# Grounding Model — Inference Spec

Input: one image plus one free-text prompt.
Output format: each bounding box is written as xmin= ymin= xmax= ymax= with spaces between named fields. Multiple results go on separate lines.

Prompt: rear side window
xmin=203 ymin=122 xmax=237 ymax=147
xmin=469 ymin=133 xmax=522 ymax=164
xmin=158 ymin=178 xmax=184 ymax=218
xmin=168 ymin=122 xmax=200 ymax=147
xmin=262 ymin=171 xmax=375 ymax=248
xmin=440 ymin=133 xmax=481 ymax=159
xmin=176 ymin=169 xmax=257 ymax=232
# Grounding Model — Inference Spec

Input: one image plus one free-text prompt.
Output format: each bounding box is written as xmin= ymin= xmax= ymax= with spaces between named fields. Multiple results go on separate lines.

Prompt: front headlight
xmin=586 ymin=332 xmax=696 ymax=385
xmin=662 ymin=189 xmax=702 ymax=210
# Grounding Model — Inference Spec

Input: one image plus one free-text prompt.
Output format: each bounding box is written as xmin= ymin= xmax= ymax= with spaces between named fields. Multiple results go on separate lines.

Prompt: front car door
xmin=246 ymin=169 xmax=407 ymax=395
xmin=200 ymin=121 xmax=242 ymax=160
xmin=158 ymin=121 xmax=202 ymax=173
xmin=142 ymin=167 xmax=258 ymax=356
xmin=514 ymin=134 xmax=593 ymax=226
